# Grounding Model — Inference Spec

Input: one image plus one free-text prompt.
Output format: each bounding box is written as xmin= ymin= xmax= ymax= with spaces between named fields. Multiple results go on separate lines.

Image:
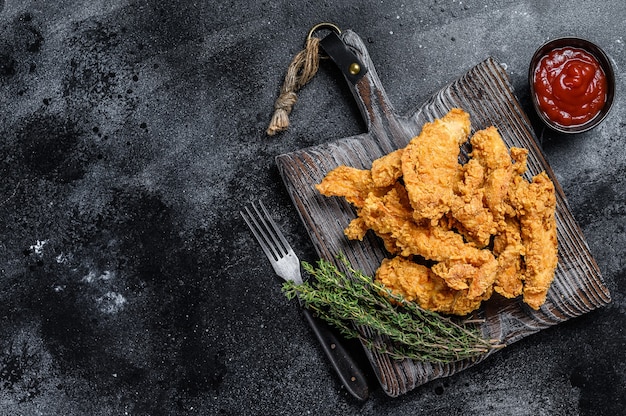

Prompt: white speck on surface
xmin=30 ymin=239 xmax=47 ymax=256
xmin=83 ymin=270 xmax=115 ymax=283
xmin=83 ymin=271 xmax=97 ymax=283
xmin=97 ymin=291 xmax=127 ymax=314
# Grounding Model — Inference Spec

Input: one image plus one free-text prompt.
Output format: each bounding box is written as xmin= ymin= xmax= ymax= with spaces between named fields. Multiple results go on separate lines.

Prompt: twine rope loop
xmin=266 ymin=23 xmax=341 ymax=136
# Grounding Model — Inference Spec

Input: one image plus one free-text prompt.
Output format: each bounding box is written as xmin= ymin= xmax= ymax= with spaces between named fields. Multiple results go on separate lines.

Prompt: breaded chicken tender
xmin=449 ymin=158 xmax=496 ymax=247
xmin=316 ymin=108 xmax=559 ymax=315
xmin=401 ymin=108 xmax=470 ymax=224
xmin=376 ymin=256 xmax=486 ymax=316
xmin=315 ymin=165 xmax=380 ymax=208
xmin=492 ymin=217 xmax=525 ymax=298
xmin=470 ymin=126 xmax=515 ymax=222
xmin=371 ymin=148 xmax=404 ymax=187
xmin=316 ymin=165 xmax=400 ymax=253
xmin=508 ymin=172 xmax=558 ymax=309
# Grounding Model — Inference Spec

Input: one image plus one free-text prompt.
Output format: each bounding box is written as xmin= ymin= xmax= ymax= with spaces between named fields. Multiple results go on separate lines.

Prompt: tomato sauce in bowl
xmin=529 ymin=38 xmax=615 ymax=133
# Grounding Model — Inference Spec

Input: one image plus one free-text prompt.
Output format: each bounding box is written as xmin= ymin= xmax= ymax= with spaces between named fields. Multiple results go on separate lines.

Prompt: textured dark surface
xmin=0 ymin=1 xmax=624 ymax=415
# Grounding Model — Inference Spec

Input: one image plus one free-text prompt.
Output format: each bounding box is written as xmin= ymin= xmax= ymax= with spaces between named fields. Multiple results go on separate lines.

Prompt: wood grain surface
xmin=275 ymin=30 xmax=611 ymax=397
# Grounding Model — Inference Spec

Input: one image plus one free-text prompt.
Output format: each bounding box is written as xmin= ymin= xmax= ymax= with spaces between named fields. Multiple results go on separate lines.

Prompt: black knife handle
xmin=301 ymin=307 xmax=371 ymax=400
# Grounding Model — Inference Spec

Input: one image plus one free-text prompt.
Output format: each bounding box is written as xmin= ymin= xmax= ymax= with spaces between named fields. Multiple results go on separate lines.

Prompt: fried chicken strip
xmin=470 ymin=127 xmax=515 ymax=222
xmin=315 ymin=165 xmax=378 ymax=208
xmin=509 ymin=172 xmax=558 ymax=309
xmin=376 ymin=256 xmax=486 ymax=316
xmin=315 ymin=165 xmax=399 ymax=251
xmin=448 ymin=127 xmax=518 ymax=246
xmin=449 ymin=157 xmax=495 ymax=247
xmin=492 ymin=217 xmax=525 ymax=298
xmin=401 ymin=108 xmax=470 ymax=224
xmin=371 ymin=148 xmax=404 ymax=187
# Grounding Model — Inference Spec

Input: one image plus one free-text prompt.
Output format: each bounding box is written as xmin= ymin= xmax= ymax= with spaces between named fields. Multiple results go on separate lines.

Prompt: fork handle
xmin=301 ymin=307 xmax=371 ymax=400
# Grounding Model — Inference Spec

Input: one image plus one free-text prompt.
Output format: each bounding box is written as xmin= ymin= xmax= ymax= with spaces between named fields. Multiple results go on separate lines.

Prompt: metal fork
xmin=241 ymin=200 xmax=303 ymax=285
xmin=240 ymin=200 xmax=370 ymax=401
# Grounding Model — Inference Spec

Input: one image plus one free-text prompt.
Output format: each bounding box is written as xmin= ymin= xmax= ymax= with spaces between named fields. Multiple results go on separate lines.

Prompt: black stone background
xmin=0 ymin=1 xmax=625 ymax=415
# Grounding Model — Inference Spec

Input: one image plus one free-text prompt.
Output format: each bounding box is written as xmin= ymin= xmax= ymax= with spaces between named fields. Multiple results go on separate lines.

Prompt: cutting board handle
xmin=339 ymin=30 xmax=418 ymax=152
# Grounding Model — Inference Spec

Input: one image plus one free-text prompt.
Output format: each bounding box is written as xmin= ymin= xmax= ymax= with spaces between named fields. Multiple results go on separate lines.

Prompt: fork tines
xmin=240 ymin=200 xmax=292 ymax=262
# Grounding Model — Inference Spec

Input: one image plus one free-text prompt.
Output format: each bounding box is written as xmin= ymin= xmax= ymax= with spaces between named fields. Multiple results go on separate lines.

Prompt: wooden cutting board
xmin=275 ymin=29 xmax=611 ymax=397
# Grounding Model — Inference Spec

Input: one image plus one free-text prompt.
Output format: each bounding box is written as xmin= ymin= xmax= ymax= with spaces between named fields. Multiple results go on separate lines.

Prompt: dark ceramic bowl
xmin=528 ymin=37 xmax=615 ymax=134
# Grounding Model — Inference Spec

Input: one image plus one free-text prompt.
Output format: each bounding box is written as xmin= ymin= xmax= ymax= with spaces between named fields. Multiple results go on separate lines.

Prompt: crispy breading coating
xmin=316 ymin=164 xmax=401 ymax=253
xmin=376 ymin=256 xmax=486 ymax=316
xmin=492 ymin=217 xmax=525 ymax=298
xmin=315 ymin=166 xmax=377 ymax=208
xmin=509 ymin=172 xmax=558 ymax=309
xmin=470 ymin=126 xmax=514 ymax=222
xmin=510 ymin=147 xmax=529 ymax=175
xmin=371 ymin=148 xmax=404 ymax=187
xmin=449 ymin=158 xmax=495 ymax=247
xmin=401 ymin=108 xmax=470 ymax=223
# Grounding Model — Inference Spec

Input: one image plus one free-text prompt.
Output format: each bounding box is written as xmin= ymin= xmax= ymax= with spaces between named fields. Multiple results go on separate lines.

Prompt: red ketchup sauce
xmin=532 ymin=47 xmax=607 ymax=127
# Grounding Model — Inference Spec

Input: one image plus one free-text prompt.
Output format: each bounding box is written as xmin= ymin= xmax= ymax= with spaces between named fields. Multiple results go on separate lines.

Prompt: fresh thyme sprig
xmin=282 ymin=254 xmax=503 ymax=363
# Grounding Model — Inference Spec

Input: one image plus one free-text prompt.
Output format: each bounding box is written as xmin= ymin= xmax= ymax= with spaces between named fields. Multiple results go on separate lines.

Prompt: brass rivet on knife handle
xmin=266 ymin=23 xmax=341 ymax=136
